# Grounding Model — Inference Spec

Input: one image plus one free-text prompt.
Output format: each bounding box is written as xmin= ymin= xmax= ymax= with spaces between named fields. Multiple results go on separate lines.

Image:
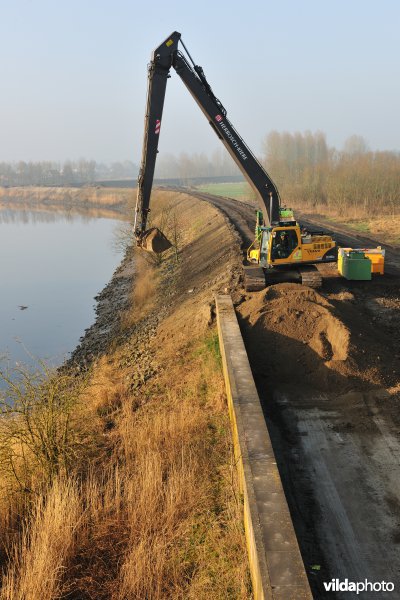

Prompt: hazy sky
xmin=1 ymin=0 xmax=399 ymax=163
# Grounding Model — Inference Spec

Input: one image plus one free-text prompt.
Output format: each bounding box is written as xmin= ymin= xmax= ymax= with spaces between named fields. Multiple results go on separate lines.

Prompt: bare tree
xmin=343 ymin=135 xmax=369 ymax=156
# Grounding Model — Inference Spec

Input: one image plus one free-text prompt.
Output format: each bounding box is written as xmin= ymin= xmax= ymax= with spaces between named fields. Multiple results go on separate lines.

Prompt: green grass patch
xmin=194 ymin=331 xmax=222 ymax=368
xmin=196 ymin=182 xmax=251 ymax=200
xmin=347 ymin=220 xmax=371 ymax=233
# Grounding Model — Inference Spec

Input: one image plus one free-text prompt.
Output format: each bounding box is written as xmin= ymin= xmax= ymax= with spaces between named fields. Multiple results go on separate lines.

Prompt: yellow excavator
xmin=134 ymin=32 xmax=337 ymax=290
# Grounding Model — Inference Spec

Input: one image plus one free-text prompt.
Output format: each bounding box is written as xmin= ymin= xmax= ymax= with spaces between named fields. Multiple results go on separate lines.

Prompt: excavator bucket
xmin=140 ymin=227 xmax=172 ymax=253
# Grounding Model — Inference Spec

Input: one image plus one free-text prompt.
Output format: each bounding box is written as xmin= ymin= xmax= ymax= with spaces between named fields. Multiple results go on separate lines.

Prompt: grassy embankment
xmin=197 ymin=182 xmax=253 ymax=202
xmin=0 ymin=186 xmax=132 ymax=220
xmin=197 ymin=182 xmax=400 ymax=246
xmin=0 ymin=191 xmax=251 ymax=599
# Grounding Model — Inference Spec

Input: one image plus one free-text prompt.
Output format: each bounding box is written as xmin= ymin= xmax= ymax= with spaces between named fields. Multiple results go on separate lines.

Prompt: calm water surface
xmin=0 ymin=208 xmax=123 ymax=375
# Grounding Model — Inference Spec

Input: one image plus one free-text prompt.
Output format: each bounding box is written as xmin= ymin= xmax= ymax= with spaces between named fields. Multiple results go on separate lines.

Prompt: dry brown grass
xmin=114 ymin=336 xmax=250 ymax=600
xmin=0 ymin=186 xmax=132 ymax=207
xmin=368 ymin=215 xmax=400 ymax=245
xmin=0 ymin=190 xmax=250 ymax=598
xmin=5 ymin=333 xmax=249 ymax=600
xmin=0 ymin=186 xmax=133 ymax=223
xmin=294 ymin=202 xmax=400 ymax=246
xmin=120 ymin=252 xmax=159 ymax=330
xmin=1 ymin=478 xmax=80 ymax=600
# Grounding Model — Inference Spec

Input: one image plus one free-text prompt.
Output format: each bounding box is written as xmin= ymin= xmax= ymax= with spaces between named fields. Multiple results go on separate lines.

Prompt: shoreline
xmin=0 ymin=199 xmax=133 ymax=377
xmin=67 ymin=249 xmax=135 ymax=369
xmin=0 ymin=185 xmax=133 ymax=220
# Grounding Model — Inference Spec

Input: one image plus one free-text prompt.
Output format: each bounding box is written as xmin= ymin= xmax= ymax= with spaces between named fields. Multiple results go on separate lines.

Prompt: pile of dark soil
xmin=237 ymin=283 xmax=398 ymax=395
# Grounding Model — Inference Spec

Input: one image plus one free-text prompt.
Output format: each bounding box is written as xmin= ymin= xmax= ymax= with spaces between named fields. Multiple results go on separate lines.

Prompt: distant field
xmin=196 ymin=182 xmax=254 ymax=201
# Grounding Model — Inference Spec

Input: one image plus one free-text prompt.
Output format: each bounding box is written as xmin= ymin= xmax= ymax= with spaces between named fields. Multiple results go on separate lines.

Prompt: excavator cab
xmin=271 ymin=229 xmax=299 ymax=261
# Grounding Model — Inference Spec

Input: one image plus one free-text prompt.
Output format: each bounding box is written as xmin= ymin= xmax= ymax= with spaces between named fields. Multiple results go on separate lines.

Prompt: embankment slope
xmin=0 ymin=190 xmax=252 ymax=599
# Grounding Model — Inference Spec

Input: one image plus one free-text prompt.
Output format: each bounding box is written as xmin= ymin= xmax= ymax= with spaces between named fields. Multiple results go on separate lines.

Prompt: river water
xmin=0 ymin=207 xmax=123 ymax=378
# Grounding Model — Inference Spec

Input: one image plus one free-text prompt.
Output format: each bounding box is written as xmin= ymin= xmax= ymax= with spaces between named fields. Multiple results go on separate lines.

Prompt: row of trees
xmin=0 ymin=160 xmax=139 ymax=186
xmin=154 ymin=148 xmax=240 ymax=180
xmin=2 ymin=135 xmax=399 ymax=216
xmin=0 ymin=151 xmax=237 ymax=186
xmin=262 ymin=132 xmax=400 ymax=215
xmin=153 ymin=133 xmax=400 ymax=216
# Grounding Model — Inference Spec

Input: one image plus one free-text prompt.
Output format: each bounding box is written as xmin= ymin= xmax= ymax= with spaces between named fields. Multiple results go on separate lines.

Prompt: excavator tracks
xmin=243 ymin=264 xmax=322 ymax=291
xmin=243 ymin=266 xmax=266 ymax=292
xmin=298 ymin=265 xmax=322 ymax=288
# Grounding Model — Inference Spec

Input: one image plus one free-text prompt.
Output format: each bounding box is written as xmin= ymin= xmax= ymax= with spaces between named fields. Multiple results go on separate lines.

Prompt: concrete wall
xmin=216 ymin=294 xmax=313 ymax=600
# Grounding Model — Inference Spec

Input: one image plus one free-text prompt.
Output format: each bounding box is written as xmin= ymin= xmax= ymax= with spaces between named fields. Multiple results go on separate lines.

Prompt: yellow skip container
xmin=364 ymin=247 xmax=385 ymax=274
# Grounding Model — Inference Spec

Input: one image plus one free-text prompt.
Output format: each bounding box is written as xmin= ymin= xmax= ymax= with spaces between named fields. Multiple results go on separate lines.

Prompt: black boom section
xmin=134 ymin=33 xmax=181 ymax=236
xmin=173 ymin=51 xmax=281 ymax=225
xmin=135 ymin=31 xmax=281 ymax=236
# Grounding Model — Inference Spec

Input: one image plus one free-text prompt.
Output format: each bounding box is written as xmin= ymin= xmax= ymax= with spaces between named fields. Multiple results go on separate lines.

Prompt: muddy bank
xmin=67 ymin=188 xmax=242 ymax=382
xmin=67 ymin=249 xmax=172 ymax=392
xmin=68 ymin=250 xmax=136 ymax=366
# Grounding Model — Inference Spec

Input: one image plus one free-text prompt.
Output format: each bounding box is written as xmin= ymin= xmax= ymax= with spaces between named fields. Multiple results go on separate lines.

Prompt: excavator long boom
xmin=135 ymin=31 xmax=281 ymax=250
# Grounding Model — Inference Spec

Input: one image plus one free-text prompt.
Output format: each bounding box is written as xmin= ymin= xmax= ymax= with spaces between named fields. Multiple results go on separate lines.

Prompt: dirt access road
xmin=187 ymin=190 xmax=400 ymax=599
xmin=189 ymin=190 xmax=400 ymax=276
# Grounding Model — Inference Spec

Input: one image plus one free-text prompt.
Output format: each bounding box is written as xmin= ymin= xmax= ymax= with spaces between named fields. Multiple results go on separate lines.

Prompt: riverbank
xmin=0 ymin=186 xmax=132 ymax=220
xmin=0 ymin=190 xmax=251 ymax=598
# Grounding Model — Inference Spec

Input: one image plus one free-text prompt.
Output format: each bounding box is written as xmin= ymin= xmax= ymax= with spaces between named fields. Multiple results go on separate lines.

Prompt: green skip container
xmin=341 ymin=251 xmax=372 ymax=280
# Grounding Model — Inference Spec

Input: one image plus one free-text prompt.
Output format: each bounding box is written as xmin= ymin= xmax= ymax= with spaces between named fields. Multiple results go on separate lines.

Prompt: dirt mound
xmin=238 ymin=283 xmax=355 ymax=392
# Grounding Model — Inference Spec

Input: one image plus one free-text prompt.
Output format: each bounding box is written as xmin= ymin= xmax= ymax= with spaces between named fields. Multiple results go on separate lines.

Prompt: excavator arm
xmin=134 ymin=31 xmax=282 ymax=251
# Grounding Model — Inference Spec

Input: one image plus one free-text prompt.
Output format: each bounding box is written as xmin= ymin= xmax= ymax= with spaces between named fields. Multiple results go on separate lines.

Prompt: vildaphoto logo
xmin=324 ymin=579 xmax=394 ymax=594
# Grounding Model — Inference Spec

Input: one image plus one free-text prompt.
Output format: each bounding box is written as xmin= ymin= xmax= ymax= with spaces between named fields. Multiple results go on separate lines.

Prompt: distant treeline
xmin=3 ymin=135 xmax=399 ymax=217
xmin=263 ymin=132 xmax=400 ymax=215
xmin=154 ymin=149 xmax=240 ymax=180
xmin=155 ymin=134 xmax=400 ymax=216
xmin=0 ymin=160 xmax=139 ymax=187
xmin=1 ymin=152 xmax=238 ymax=186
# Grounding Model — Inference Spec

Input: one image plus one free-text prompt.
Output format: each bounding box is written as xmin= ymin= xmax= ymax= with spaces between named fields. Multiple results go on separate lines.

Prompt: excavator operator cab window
xmin=271 ymin=229 xmax=298 ymax=260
